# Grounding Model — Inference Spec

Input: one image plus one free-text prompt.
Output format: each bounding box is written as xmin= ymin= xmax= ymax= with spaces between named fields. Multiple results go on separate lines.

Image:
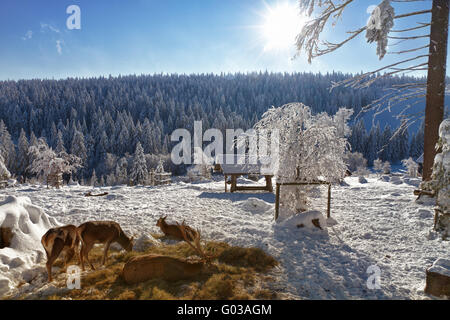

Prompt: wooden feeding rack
xmin=219 ymin=155 xmax=274 ymax=193
xmin=275 ymin=181 xmax=332 ymax=221
xmin=149 ymin=168 xmax=172 ymax=186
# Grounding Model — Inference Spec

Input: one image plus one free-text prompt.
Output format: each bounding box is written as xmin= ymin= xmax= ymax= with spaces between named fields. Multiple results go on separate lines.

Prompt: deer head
xmin=156 ymin=215 xmax=168 ymax=228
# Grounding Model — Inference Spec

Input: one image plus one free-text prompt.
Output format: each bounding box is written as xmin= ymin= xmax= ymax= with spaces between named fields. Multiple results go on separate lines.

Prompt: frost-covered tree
xmin=344 ymin=152 xmax=368 ymax=173
xmin=295 ymin=0 xmax=449 ymax=181
xmin=28 ymin=138 xmax=82 ymax=186
xmin=106 ymin=173 xmax=116 ymax=186
xmin=90 ymin=169 xmax=98 ymax=186
xmin=0 ymin=120 xmax=16 ymax=171
xmin=130 ymin=142 xmax=148 ymax=185
xmin=373 ymin=158 xmax=384 ymax=175
xmin=421 ymin=119 xmax=449 ymax=237
xmin=115 ymin=158 xmax=129 ymax=185
xmin=0 ymin=155 xmax=11 ymax=181
xmin=382 ymin=161 xmax=391 ymax=174
xmin=402 ymin=157 xmax=419 ymax=177
xmin=55 ymin=130 xmax=66 ymax=154
xmin=254 ymin=103 xmax=350 ymax=183
xmin=252 ymin=103 xmax=350 ymax=216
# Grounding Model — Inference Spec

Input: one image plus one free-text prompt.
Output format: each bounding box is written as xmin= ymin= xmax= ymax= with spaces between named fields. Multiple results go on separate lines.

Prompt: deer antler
xmin=176 ymin=221 xmax=206 ymax=259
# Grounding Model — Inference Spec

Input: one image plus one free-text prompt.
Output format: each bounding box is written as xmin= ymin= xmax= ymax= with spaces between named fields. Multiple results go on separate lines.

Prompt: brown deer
xmin=156 ymin=216 xmax=197 ymax=241
xmin=77 ymin=221 xmax=134 ymax=271
xmin=122 ymin=222 xmax=213 ymax=284
xmin=41 ymin=225 xmax=79 ymax=282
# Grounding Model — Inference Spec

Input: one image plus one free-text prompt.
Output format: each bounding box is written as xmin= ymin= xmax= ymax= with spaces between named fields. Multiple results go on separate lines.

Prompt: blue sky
xmin=0 ymin=0 xmax=442 ymax=80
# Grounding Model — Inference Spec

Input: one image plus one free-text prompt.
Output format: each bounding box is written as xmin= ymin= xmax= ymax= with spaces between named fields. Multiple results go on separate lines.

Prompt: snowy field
xmin=0 ymin=174 xmax=448 ymax=299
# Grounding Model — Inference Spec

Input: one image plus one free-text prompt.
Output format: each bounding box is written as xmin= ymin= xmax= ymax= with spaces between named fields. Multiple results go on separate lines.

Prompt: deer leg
xmin=46 ymin=239 xmax=65 ymax=282
xmin=79 ymin=243 xmax=85 ymax=271
xmin=80 ymin=241 xmax=95 ymax=271
xmin=64 ymin=247 xmax=75 ymax=269
xmin=102 ymin=241 xmax=111 ymax=266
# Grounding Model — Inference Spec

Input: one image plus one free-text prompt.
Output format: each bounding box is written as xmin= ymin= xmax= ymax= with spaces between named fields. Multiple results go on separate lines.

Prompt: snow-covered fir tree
xmin=130 ymin=142 xmax=148 ymax=185
xmin=90 ymin=169 xmax=98 ymax=186
xmin=16 ymin=129 xmax=30 ymax=179
xmin=422 ymin=119 xmax=450 ymax=237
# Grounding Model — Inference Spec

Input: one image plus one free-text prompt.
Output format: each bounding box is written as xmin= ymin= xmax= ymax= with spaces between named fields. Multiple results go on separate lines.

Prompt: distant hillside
xmin=0 ymin=72 xmax=442 ymax=181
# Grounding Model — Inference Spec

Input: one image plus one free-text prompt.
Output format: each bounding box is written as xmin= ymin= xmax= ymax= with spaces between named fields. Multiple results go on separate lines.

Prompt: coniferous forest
xmin=0 ymin=72 xmax=427 ymax=183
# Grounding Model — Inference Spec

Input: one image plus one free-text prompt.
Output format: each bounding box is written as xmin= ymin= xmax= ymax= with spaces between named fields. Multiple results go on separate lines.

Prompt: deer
xmin=76 ymin=221 xmax=134 ymax=271
xmin=122 ymin=222 xmax=214 ymax=284
xmin=156 ymin=216 xmax=198 ymax=241
xmin=41 ymin=225 xmax=79 ymax=282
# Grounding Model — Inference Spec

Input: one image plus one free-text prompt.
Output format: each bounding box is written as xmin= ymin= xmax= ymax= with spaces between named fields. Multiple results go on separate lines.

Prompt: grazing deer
xmin=156 ymin=216 xmax=197 ymax=241
xmin=122 ymin=222 xmax=213 ymax=284
xmin=41 ymin=225 xmax=79 ymax=282
xmin=77 ymin=221 xmax=134 ymax=271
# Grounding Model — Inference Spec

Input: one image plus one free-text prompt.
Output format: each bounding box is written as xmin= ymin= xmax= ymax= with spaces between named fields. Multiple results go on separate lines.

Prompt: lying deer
xmin=77 ymin=221 xmax=134 ymax=271
xmin=156 ymin=216 xmax=197 ymax=241
xmin=122 ymin=222 xmax=213 ymax=284
xmin=41 ymin=225 xmax=79 ymax=282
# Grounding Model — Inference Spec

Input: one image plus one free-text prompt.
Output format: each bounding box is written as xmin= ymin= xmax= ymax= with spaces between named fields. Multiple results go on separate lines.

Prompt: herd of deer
xmin=41 ymin=216 xmax=213 ymax=284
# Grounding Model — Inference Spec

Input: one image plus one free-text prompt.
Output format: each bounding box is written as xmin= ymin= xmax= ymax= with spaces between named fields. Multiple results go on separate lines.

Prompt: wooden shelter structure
xmin=149 ymin=160 xmax=172 ymax=186
xmin=218 ymin=154 xmax=274 ymax=193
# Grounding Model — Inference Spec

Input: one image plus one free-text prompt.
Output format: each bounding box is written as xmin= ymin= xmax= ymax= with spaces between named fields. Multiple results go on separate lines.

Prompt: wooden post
xmin=265 ymin=175 xmax=273 ymax=192
xmin=224 ymin=175 xmax=228 ymax=193
xmin=275 ymin=183 xmax=280 ymax=221
xmin=231 ymin=175 xmax=237 ymax=193
xmin=327 ymin=183 xmax=331 ymax=219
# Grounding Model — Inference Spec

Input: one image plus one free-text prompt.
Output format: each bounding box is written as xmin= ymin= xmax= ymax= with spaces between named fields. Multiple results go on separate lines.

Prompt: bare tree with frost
xmin=295 ymin=0 xmax=449 ymax=181
xmin=252 ymin=103 xmax=351 ymax=216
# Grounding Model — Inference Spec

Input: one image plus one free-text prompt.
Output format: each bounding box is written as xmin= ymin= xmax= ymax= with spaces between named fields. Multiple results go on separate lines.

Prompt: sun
xmin=261 ymin=2 xmax=304 ymax=52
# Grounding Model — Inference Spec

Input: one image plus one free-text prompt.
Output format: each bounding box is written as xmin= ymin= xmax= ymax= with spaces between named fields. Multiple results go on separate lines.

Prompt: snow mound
xmin=0 ymin=196 xmax=59 ymax=296
xmin=238 ymin=198 xmax=273 ymax=214
xmin=106 ymin=193 xmax=129 ymax=201
xmin=390 ymin=176 xmax=403 ymax=185
xmin=428 ymin=258 xmax=450 ymax=277
xmin=402 ymin=177 xmax=421 ymax=187
xmin=133 ymin=234 xmax=160 ymax=252
xmin=278 ymin=211 xmax=327 ymax=232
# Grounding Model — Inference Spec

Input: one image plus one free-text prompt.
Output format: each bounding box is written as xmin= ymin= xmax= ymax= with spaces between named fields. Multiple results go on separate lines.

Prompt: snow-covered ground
xmin=0 ymin=174 xmax=448 ymax=299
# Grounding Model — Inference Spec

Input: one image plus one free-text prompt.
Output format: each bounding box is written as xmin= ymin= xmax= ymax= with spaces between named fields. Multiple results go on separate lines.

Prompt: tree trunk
xmin=423 ymin=0 xmax=449 ymax=181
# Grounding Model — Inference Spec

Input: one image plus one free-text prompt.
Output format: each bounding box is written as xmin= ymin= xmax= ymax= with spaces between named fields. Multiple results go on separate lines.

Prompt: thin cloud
xmin=56 ymin=40 xmax=63 ymax=55
xmin=21 ymin=30 xmax=33 ymax=40
xmin=40 ymin=23 xmax=60 ymax=33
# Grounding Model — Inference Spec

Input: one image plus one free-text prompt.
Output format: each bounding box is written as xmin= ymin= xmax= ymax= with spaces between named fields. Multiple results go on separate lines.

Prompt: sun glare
xmin=261 ymin=2 xmax=304 ymax=52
